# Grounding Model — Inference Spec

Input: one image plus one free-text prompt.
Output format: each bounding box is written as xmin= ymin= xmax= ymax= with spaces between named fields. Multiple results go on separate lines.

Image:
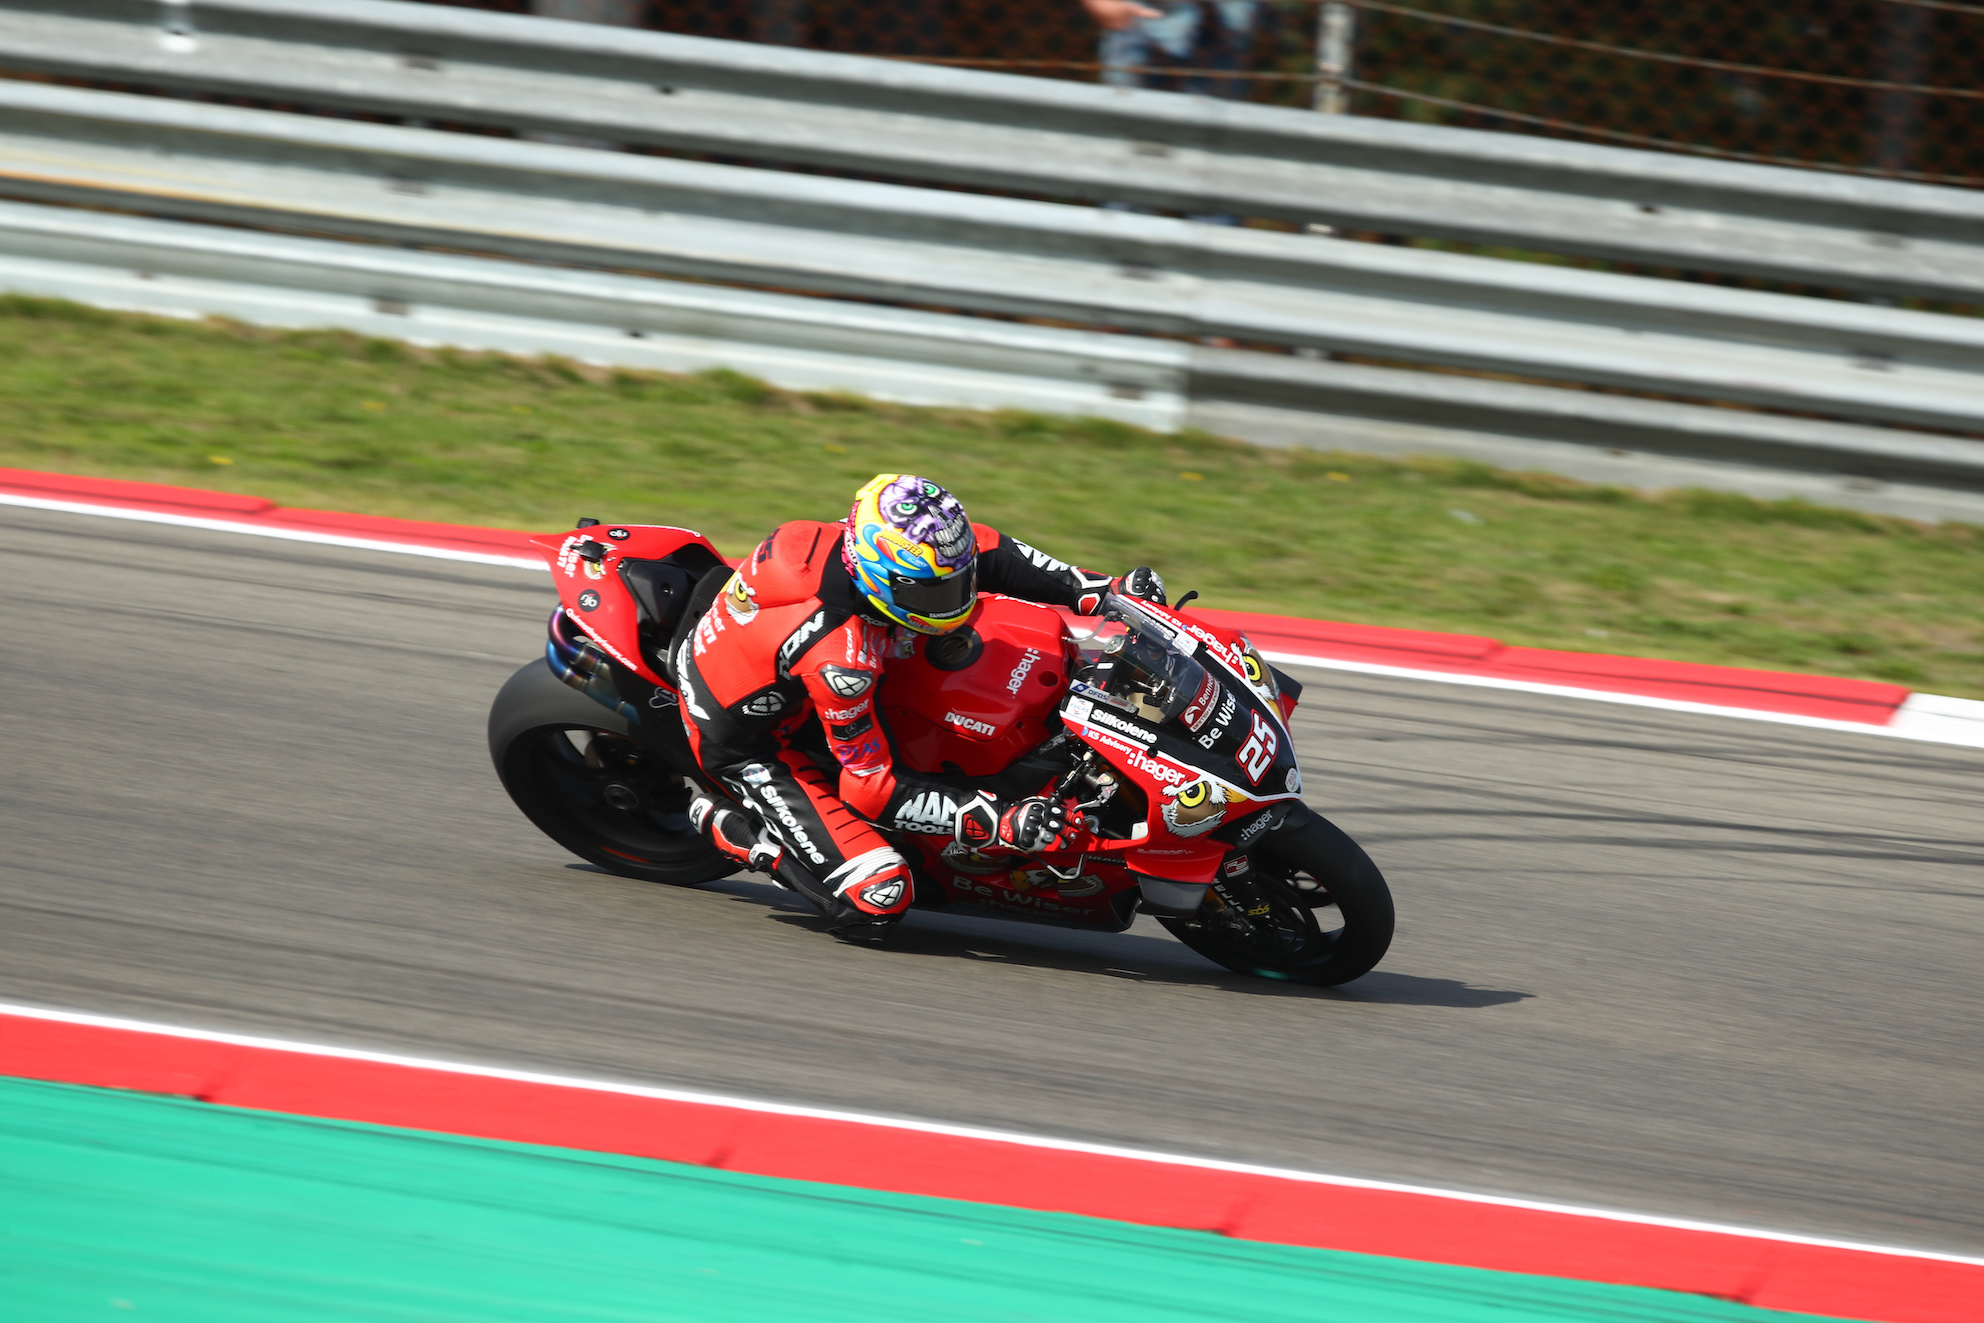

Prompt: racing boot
xmin=688 ymin=793 xmax=786 ymax=877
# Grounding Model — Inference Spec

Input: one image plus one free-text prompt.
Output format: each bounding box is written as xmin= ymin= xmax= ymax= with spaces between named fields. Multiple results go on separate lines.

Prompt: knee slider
xmin=827 ymin=847 xmax=913 ymax=915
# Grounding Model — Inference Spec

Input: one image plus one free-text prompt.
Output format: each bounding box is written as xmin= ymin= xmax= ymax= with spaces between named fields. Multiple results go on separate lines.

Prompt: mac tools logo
xmin=893 ymin=789 xmax=960 ymax=834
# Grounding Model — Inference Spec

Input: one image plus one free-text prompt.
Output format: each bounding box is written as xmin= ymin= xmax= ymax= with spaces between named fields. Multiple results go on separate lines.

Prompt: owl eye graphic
xmin=1162 ymin=778 xmax=1226 ymax=834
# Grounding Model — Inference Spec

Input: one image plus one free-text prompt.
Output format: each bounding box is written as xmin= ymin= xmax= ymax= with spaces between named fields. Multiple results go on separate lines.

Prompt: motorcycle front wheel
xmin=487 ymin=660 xmax=732 ymax=887
xmin=1160 ymin=807 xmax=1394 ymax=986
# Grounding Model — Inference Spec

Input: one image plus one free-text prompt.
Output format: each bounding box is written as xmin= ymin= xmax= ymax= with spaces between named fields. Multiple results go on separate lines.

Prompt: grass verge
xmin=3 ymin=294 xmax=1980 ymax=697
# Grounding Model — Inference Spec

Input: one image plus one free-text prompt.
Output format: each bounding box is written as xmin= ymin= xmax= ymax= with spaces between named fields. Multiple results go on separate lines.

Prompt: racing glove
xmin=955 ymin=792 xmax=1072 ymax=854
xmin=1115 ymin=566 xmax=1166 ymax=606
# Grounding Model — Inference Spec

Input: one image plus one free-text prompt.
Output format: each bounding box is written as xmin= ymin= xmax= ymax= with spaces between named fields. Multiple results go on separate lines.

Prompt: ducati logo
xmin=740 ymin=690 xmax=787 ymax=717
xmin=945 ymin=711 xmax=997 ymax=737
xmin=820 ymin=665 xmax=873 ymax=699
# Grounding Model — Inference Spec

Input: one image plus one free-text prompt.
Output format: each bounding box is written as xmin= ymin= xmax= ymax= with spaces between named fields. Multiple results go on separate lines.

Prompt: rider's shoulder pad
xmin=744 ymin=519 xmax=844 ymax=607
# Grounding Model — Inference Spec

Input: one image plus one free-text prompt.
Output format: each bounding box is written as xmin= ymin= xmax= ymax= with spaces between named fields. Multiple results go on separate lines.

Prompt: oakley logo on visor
xmin=890 ymin=565 xmax=974 ymax=619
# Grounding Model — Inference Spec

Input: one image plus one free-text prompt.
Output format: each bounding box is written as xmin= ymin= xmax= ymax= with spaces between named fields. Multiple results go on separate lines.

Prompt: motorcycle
xmin=488 ymin=520 xmax=1393 ymax=986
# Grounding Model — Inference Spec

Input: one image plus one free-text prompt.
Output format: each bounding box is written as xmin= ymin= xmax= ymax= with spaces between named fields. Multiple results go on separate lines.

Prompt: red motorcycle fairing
xmin=880 ymin=595 xmax=1081 ymax=778
xmin=882 ymin=594 xmax=1302 ymax=924
xmin=880 ymin=595 xmax=1136 ymax=927
xmin=529 ymin=523 xmax=727 ymax=690
xmin=1038 ymin=596 xmax=1304 ymax=889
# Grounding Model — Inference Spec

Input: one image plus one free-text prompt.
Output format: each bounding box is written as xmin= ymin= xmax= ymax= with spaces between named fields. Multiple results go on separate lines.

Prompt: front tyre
xmin=1160 ymin=807 xmax=1393 ymax=986
xmin=488 ymin=660 xmax=730 ymax=886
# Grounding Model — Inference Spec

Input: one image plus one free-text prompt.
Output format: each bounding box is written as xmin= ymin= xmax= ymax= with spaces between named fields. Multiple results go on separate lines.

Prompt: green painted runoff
xmin=0 ymin=1076 xmax=1859 ymax=1322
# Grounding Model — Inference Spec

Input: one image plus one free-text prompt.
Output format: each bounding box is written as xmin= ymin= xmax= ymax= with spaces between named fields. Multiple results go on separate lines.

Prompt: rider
xmin=677 ymin=473 xmax=1164 ymax=944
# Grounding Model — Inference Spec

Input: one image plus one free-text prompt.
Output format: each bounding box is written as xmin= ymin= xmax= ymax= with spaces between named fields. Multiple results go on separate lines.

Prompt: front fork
xmin=1200 ymin=804 xmax=1319 ymax=938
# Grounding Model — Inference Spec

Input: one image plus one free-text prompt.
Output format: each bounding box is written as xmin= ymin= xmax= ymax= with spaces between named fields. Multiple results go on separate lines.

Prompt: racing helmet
xmin=842 ymin=474 xmax=977 ymax=634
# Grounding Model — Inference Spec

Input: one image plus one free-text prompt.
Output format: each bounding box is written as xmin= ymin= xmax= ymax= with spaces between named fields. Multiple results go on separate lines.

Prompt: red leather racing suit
xmin=673 ymin=520 xmax=1114 ymax=916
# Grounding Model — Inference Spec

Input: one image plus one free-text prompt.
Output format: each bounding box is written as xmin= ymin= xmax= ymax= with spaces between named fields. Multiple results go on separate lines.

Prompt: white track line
xmin=0 ymin=492 xmax=545 ymax=570
xmin=4 ymin=1000 xmax=1977 ymax=1267
xmin=1263 ymin=650 xmax=1984 ymax=749
xmin=9 ymin=489 xmax=1983 ymax=749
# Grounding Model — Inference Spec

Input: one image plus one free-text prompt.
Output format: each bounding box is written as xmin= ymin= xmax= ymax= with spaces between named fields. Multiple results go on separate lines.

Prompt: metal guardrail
xmin=0 ymin=200 xmax=1194 ymax=428
xmin=5 ymin=202 xmax=1978 ymax=491
xmin=0 ymin=0 xmax=1980 ymax=489
xmin=3 ymin=80 xmax=1983 ymax=440
xmin=4 ymin=0 xmax=1983 ymax=303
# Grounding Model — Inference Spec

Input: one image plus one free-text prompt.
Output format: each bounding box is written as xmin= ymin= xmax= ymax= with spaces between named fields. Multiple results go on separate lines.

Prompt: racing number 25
xmin=1237 ymin=711 xmax=1278 ymax=784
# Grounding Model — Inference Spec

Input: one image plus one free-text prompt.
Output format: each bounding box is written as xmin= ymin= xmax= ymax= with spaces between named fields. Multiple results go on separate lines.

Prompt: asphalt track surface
xmin=3 ymin=502 xmax=1980 ymax=1257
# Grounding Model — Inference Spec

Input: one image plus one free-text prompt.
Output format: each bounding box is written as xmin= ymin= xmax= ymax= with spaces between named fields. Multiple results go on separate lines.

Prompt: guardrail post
xmin=1313 ymin=1 xmax=1356 ymax=115
xmin=754 ymin=0 xmax=811 ymax=46
xmin=1870 ymin=3 xmax=1932 ymax=175
xmin=531 ymin=1 xmax=645 ymax=25
xmin=158 ymin=0 xmax=196 ymax=54
xmin=528 ymin=0 xmax=644 ymax=146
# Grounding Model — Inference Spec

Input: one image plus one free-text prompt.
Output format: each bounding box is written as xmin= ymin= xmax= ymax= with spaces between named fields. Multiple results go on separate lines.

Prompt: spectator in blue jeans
xmin=1081 ymin=0 xmax=1264 ymax=100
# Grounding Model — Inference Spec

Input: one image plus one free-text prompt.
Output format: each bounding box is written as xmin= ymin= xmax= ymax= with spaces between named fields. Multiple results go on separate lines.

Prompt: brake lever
xmin=1034 ymin=818 xmax=1097 ymax=879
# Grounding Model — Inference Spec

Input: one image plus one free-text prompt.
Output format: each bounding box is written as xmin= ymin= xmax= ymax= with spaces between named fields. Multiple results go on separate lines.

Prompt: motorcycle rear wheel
xmin=1160 ymin=808 xmax=1393 ymax=986
xmin=488 ymin=660 xmax=731 ymax=887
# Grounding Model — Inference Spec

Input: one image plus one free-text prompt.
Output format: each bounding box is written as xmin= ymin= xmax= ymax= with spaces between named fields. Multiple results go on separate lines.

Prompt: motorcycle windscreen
xmin=889 ymin=564 xmax=976 ymax=621
xmin=1113 ymin=630 xmax=1213 ymax=726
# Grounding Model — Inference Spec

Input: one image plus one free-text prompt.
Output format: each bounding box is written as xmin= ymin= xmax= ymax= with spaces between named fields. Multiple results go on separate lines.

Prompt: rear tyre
xmin=488 ymin=660 xmax=731 ymax=886
xmin=1160 ymin=807 xmax=1393 ymax=986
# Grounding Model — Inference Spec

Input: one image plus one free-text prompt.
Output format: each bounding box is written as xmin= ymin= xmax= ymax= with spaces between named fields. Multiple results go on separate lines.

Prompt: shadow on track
xmin=650 ymin=871 xmax=1532 ymax=1009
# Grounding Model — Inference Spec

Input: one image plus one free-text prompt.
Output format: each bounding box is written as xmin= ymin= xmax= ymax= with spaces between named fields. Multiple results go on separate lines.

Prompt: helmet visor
xmin=889 ymin=564 xmax=975 ymax=622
